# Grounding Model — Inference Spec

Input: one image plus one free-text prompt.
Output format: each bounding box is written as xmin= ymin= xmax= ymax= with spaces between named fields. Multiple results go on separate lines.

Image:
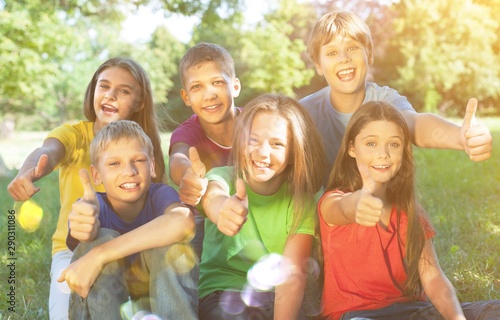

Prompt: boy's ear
xmin=368 ymin=54 xmax=374 ymax=66
xmin=180 ymin=88 xmax=192 ymax=107
xmin=315 ymin=63 xmax=324 ymax=77
xmin=90 ymin=165 xmax=102 ymax=186
xmin=231 ymin=78 xmax=241 ymax=98
xmin=150 ymin=158 xmax=156 ymax=179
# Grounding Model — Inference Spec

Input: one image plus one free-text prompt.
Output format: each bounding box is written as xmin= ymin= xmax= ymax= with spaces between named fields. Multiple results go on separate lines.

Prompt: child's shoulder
xmin=48 ymin=120 xmax=93 ymax=135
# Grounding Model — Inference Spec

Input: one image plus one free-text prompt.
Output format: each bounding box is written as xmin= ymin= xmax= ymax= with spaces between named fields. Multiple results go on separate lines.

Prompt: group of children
xmin=7 ymin=10 xmax=499 ymax=320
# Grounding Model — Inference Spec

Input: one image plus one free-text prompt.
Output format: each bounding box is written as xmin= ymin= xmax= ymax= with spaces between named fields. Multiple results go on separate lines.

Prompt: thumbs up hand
xmin=355 ymin=166 xmax=384 ymax=227
xmin=68 ymin=169 xmax=100 ymax=242
xmin=7 ymin=153 xmax=49 ymax=201
xmin=460 ymin=98 xmax=492 ymax=162
xmin=179 ymin=147 xmax=208 ymax=206
xmin=217 ymin=178 xmax=248 ymax=236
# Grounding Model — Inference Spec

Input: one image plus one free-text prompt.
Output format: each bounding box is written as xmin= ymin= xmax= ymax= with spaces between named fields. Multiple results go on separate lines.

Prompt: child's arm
xmin=401 ymin=98 xmax=491 ymax=161
xmin=169 ymin=144 xmax=208 ymax=206
xmin=7 ymin=138 xmax=65 ymax=201
xmin=58 ymin=202 xmax=194 ymax=298
xmin=419 ymin=239 xmax=466 ymax=320
xmin=320 ymin=168 xmax=383 ymax=227
xmin=201 ymin=178 xmax=248 ymax=236
xmin=274 ymin=233 xmax=313 ymax=320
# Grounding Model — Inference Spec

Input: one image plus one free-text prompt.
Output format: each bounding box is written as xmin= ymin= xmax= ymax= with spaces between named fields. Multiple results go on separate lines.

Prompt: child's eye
xmin=347 ymin=45 xmax=359 ymax=51
xmin=135 ymin=159 xmax=146 ymax=163
xmin=213 ymin=80 xmax=225 ymax=85
xmin=366 ymin=142 xmax=376 ymax=147
xmin=271 ymin=142 xmax=285 ymax=148
xmin=326 ymin=50 xmax=338 ymax=56
xmin=108 ymin=161 xmax=119 ymax=166
xmin=99 ymin=84 xmax=109 ymax=89
xmin=248 ymin=138 xmax=259 ymax=146
xmin=119 ymin=89 xmax=130 ymax=94
xmin=389 ymin=142 xmax=400 ymax=148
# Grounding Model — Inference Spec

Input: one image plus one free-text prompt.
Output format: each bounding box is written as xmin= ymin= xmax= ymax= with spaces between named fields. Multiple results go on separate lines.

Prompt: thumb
xmin=57 ymin=268 xmax=68 ymax=283
xmin=359 ymin=165 xmax=376 ymax=195
xmin=189 ymin=146 xmax=206 ymax=178
xmin=79 ymin=169 xmax=97 ymax=204
xmin=33 ymin=154 xmax=49 ymax=178
xmin=234 ymin=178 xmax=247 ymax=203
xmin=462 ymin=98 xmax=478 ymax=129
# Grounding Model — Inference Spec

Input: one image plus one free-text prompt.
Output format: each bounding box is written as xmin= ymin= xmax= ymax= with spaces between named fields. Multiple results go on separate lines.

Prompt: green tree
xmin=374 ymin=0 xmax=500 ymax=115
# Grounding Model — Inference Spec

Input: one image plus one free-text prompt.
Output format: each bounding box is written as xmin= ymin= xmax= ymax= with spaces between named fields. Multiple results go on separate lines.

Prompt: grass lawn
xmin=1 ymin=121 xmax=499 ymax=319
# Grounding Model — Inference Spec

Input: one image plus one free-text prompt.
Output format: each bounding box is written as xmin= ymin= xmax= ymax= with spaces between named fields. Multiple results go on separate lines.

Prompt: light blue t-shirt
xmin=299 ymin=82 xmax=415 ymax=173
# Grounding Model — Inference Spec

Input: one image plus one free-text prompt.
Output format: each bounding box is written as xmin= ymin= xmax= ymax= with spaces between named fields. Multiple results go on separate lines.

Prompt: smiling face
xmin=315 ymin=35 xmax=372 ymax=102
xmin=91 ymin=137 xmax=155 ymax=212
xmin=180 ymin=61 xmax=241 ymax=126
xmin=348 ymin=120 xmax=404 ymax=188
xmin=244 ymin=112 xmax=291 ymax=195
xmin=92 ymin=67 xmax=143 ymax=133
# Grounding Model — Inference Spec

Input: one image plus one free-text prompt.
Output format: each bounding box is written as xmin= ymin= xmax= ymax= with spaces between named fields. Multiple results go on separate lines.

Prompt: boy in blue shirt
xmin=58 ymin=120 xmax=198 ymax=319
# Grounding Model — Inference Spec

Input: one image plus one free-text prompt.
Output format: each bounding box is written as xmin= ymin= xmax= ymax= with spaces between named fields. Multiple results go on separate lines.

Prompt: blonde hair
xmin=90 ymin=120 xmax=154 ymax=166
xmin=231 ymin=94 xmax=326 ymax=233
xmin=327 ymin=101 xmax=429 ymax=298
xmin=83 ymin=57 xmax=165 ymax=183
xmin=306 ymin=11 xmax=373 ymax=66
xmin=179 ymin=42 xmax=236 ymax=87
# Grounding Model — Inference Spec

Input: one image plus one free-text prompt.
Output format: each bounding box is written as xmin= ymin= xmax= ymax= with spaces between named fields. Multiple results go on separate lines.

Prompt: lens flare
xmin=247 ymin=253 xmax=293 ymax=291
xmin=163 ymin=243 xmax=197 ymax=274
xmin=120 ymin=298 xmax=160 ymax=320
xmin=241 ymin=284 xmax=269 ymax=308
xmin=14 ymin=200 xmax=43 ymax=232
xmin=219 ymin=290 xmax=246 ymax=315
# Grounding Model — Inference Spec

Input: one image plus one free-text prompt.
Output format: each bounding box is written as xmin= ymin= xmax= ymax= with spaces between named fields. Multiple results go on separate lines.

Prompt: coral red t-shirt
xmin=318 ymin=190 xmax=434 ymax=320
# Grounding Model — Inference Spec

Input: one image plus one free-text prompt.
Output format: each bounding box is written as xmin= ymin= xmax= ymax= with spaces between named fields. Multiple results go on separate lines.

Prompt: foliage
xmin=1 ymin=0 xmax=500 ymax=130
xmin=372 ymin=0 xmax=500 ymax=115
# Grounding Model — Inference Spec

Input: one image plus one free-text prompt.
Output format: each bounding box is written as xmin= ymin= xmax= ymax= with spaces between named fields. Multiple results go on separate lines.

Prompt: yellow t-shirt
xmin=46 ymin=121 xmax=105 ymax=255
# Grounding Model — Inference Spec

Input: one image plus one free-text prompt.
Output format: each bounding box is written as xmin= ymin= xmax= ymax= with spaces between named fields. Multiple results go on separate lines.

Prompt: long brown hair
xmin=83 ymin=57 xmax=166 ymax=183
xmin=231 ymin=94 xmax=326 ymax=234
xmin=326 ymin=101 xmax=428 ymax=297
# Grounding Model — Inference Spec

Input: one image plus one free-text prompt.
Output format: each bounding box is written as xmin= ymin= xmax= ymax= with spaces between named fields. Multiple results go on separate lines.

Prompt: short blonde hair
xmin=306 ymin=11 xmax=373 ymax=65
xmin=179 ymin=42 xmax=236 ymax=87
xmin=90 ymin=120 xmax=154 ymax=165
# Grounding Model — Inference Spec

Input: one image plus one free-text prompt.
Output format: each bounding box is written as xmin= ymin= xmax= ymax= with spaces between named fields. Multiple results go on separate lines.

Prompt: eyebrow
xmin=97 ymin=79 xmax=135 ymax=90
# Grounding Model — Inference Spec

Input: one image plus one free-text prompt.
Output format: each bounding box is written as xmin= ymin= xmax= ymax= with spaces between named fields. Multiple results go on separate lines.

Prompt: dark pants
xmin=340 ymin=300 xmax=500 ymax=320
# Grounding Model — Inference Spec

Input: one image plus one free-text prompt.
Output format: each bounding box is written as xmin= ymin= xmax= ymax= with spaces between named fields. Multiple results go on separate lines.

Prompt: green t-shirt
xmin=199 ymin=166 xmax=316 ymax=298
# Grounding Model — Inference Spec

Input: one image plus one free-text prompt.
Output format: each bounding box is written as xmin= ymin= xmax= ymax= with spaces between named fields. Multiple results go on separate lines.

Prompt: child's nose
xmin=122 ymin=163 xmax=138 ymax=176
xmin=257 ymin=142 xmax=271 ymax=156
xmin=377 ymin=146 xmax=390 ymax=158
xmin=105 ymin=89 xmax=117 ymax=100
xmin=338 ymin=50 xmax=351 ymax=63
xmin=203 ymin=87 xmax=217 ymax=101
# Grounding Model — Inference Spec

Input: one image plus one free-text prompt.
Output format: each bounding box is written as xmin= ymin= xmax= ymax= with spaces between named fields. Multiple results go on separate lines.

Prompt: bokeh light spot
xmin=14 ymin=200 xmax=43 ymax=232
xmin=247 ymin=253 xmax=292 ymax=291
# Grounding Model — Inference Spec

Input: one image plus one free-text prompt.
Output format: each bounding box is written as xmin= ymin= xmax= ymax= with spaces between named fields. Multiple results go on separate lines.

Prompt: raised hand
xmin=460 ymin=98 xmax=492 ymax=162
xmin=355 ymin=165 xmax=383 ymax=227
xmin=217 ymin=178 xmax=248 ymax=236
xmin=178 ymin=147 xmax=208 ymax=206
xmin=7 ymin=154 xmax=49 ymax=201
xmin=68 ymin=169 xmax=100 ymax=242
